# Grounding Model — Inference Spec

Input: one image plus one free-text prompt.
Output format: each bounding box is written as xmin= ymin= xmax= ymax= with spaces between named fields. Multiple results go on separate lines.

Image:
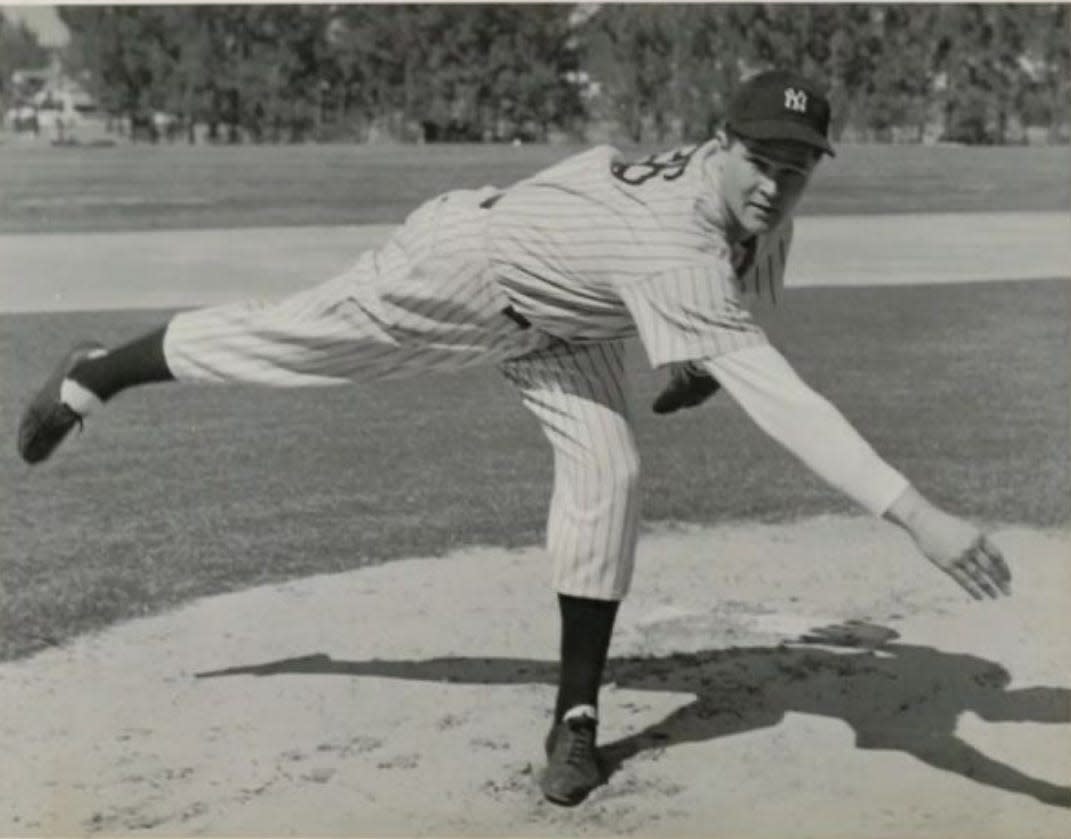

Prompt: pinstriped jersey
xmin=486 ymin=141 xmax=793 ymax=367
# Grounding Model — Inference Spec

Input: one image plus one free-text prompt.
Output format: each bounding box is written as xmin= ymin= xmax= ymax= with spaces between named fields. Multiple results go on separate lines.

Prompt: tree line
xmin=584 ymin=3 xmax=1068 ymax=144
xmin=14 ymin=4 xmax=1069 ymax=144
xmin=0 ymin=13 xmax=51 ymax=95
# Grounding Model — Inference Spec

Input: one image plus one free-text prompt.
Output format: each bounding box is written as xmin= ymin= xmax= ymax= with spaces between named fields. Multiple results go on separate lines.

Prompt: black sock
xmin=69 ymin=325 xmax=175 ymax=401
xmin=554 ymin=593 xmax=619 ymax=724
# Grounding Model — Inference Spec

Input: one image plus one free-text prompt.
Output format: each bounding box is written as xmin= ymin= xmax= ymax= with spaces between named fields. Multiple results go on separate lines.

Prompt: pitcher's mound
xmin=2 ymin=516 xmax=1068 ymax=836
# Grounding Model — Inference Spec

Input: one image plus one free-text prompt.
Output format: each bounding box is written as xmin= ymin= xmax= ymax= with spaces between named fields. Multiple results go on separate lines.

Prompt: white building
xmin=6 ymin=61 xmax=111 ymax=143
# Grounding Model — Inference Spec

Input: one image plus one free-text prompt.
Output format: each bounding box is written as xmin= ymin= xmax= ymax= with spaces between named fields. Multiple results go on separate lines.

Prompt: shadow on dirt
xmin=197 ymin=621 xmax=1071 ymax=808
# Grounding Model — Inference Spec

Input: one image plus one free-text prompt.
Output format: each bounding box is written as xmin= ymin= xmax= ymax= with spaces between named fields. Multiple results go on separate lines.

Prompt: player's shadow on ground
xmin=197 ymin=622 xmax=1071 ymax=808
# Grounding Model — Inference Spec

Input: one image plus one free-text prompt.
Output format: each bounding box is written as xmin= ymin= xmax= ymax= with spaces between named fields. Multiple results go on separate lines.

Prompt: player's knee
xmin=620 ymin=447 xmax=642 ymax=490
xmin=593 ymin=444 xmax=641 ymax=501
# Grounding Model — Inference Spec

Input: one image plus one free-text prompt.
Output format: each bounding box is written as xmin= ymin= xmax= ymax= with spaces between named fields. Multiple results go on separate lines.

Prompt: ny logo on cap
xmin=784 ymin=88 xmax=808 ymax=113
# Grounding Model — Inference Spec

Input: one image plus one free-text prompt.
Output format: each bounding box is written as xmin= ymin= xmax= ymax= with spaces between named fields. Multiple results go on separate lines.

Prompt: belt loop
xmin=502 ymin=305 xmax=531 ymax=330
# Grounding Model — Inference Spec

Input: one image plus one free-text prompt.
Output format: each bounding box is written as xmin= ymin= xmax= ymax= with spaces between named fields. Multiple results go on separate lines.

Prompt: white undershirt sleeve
xmin=702 ymin=345 xmax=910 ymax=516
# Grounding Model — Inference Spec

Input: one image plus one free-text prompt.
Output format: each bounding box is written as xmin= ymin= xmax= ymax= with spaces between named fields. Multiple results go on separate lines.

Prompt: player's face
xmin=720 ymin=135 xmax=821 ymax=235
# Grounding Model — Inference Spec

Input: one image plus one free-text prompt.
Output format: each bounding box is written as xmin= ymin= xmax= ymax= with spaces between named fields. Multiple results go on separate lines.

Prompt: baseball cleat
xmin=541 ymin=713 xmax=603 ymax=806
xmin=17 ymin=342 xmax=106 ymax=465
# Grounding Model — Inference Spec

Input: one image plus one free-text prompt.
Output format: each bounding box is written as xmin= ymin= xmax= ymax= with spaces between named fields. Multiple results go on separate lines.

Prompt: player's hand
xmin=910 ymin=511 xmax=1012 ymax=600
xmin=885 ymin=487 xmax=1012 ymax=600
xmin=652 ymin=362 xmax=721 ymax=414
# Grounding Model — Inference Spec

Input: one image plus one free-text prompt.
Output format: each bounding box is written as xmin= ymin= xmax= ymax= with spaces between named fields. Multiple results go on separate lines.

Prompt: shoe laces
xmin=563 ymin=718 xmax=596 ymax=767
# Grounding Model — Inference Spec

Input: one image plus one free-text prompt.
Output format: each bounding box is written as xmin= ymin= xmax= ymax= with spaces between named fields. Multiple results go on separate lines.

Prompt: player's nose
xmin=756 ymin=175 xmax=779 ymax=201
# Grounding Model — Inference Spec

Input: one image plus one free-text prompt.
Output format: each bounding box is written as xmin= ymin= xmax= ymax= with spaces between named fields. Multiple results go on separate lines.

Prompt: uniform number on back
xmin=610 ymin=145 xmax=699 ymax=186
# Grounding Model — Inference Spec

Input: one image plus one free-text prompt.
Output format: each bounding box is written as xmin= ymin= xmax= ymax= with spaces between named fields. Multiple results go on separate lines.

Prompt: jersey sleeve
xmin=618 ymin=261 xmax=769 ymax=368
xmin=702 ymin=345 xmax=910 ymax=516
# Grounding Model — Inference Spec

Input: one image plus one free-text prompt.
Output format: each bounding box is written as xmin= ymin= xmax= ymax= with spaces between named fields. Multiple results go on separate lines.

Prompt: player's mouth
xmin=748 ymin=202 xmax=777 ymax=222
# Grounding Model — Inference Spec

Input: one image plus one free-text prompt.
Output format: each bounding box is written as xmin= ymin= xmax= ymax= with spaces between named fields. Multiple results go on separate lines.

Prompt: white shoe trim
xmin=562 ymin=704 xmax=598 ymax=723
xmin=59 ymin=378 xmax=102 ymax=417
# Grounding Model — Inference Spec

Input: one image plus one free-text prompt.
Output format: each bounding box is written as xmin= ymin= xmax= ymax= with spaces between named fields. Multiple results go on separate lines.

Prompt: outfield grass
xmin=0 ymin=141 xmax=1067 ymax=233
xmin=2 ymin=279 xmax=1068 ymax=661
xmin=2 ymin=141 xmax=1067 ymax=661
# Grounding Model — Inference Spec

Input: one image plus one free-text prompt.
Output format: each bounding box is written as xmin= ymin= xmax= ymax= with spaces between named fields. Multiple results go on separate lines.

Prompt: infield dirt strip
xmin=1 ymin=211 xmax=1069 ymax=312
xmin=1 ymin=213 xmax=1069 ymax=836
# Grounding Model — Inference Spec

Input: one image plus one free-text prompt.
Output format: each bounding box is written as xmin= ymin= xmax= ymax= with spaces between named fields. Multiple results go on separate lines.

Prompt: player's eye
xmin=771 ymin=159 xmax=809 ymax=179
xmin=747 ymin=156 xmax=773 ymax=174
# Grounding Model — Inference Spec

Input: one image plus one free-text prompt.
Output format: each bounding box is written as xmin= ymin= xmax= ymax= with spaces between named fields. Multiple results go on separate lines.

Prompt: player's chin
xmin=743 ymin=208 xmax=777 ymax=234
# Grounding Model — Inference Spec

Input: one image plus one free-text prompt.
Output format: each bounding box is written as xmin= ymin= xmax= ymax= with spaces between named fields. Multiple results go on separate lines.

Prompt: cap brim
xmin=731 ymin=120 xmax=835 ymax=157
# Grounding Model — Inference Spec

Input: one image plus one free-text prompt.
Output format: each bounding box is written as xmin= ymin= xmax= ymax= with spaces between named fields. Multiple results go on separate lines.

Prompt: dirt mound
xmin=2 ymin=516 xmax=1068 ymax=836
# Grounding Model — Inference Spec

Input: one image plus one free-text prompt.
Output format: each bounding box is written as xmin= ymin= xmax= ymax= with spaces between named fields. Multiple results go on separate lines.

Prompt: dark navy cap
xmin=726 ymin=69 xmax=835 ymax=157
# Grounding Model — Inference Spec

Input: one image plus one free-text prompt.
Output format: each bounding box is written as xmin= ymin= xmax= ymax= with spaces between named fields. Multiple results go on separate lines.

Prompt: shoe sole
xmin=17 ymin=342 xmax=105 ymax=464
xmin=541 ymin=784 xmax=592 ymax=807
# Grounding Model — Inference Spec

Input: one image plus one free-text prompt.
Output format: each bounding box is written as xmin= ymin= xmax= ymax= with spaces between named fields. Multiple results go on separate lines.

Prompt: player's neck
xmin=700 ymin=150 xmax=750 ymax=244
xmin=722 ymin=210 xmax=751 ymax=244
xmin=710 ymin=199 xmax=751 ymax=245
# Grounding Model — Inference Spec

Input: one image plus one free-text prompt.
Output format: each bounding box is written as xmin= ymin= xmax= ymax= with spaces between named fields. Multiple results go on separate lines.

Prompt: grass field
xmin=2 ymin=280 xmax=1068 ymax=662
xmin=1 ymin=141 xmax=1068 ymax=664
xmin=0 ymin=141 xmax=1068 ymax=233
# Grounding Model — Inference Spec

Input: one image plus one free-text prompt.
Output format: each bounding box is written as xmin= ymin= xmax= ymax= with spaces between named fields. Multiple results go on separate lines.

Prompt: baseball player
xmin=18 ymin=70 xmax=1011 ymax=806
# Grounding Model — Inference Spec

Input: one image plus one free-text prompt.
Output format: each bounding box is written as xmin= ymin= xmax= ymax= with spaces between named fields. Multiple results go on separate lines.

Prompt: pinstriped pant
xmin=163 ymin=189 xmax=642 ymax=600
xmin=501 ymin=341 xmax=639 ymax=599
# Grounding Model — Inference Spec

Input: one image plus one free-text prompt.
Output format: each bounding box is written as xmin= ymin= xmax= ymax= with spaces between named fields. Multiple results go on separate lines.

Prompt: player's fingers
xmin=971 ymin=548 xmax=1011 ymax=596
xmin=979 ymin=537 xmax=1012 ymax=585
xmin=948 ymin=565 xmax=986 ymax=600
xmin=962 ymin=557 xmax=999 ymax=599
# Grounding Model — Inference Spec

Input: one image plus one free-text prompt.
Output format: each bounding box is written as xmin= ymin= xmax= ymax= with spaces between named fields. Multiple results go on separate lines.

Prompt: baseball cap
xmin=726 ymin=69 xmax=835 ymax=157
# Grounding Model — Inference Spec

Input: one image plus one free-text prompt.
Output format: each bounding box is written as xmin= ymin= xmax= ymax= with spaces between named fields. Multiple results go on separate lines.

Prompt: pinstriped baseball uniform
xmin=162 ymin=141 xmax=793 ymax=600
xmin=489 ymin=140 xmax=791 ymax=362
xmin=165 ymin=187 xmax=554 ymax=385
xmin=491 ymin=142 xmax=792 ymax=597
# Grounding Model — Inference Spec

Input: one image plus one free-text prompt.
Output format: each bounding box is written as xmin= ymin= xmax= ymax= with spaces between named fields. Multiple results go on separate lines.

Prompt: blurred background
xmin=1 ymin=2 xmax=1068 ymax=149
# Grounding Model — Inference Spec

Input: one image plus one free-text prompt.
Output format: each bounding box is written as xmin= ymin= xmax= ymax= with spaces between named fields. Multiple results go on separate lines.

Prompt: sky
xmin=2 ymin=3 xmax=69 ymax=47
